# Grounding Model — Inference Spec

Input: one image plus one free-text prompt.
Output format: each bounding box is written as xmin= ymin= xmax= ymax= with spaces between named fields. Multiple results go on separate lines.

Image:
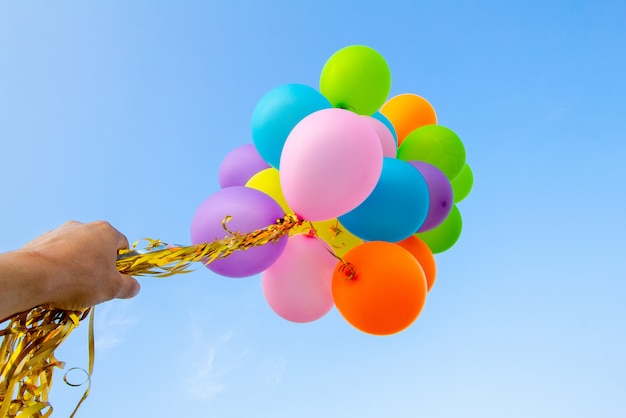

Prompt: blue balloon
xmin=339 ymin=158 xmax=430 ymax=242
xmin=252 ymin=84 xmax=331 ymax=168
xmin=372 ymin=111 xmax=398 ymax=146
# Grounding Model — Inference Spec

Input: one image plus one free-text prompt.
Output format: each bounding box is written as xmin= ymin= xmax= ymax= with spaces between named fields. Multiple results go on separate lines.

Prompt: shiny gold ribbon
xmin=0 ymin=214 xmax=301 ymax=417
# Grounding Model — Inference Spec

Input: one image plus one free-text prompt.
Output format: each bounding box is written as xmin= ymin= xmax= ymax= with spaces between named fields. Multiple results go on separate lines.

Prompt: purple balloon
xmin=190 ymin=186 xmax=287 ymax=277
xmin=408 ymin=161 xmax=453 ymax=232
xmin=218 ymin=144 xmax=270 ymax=188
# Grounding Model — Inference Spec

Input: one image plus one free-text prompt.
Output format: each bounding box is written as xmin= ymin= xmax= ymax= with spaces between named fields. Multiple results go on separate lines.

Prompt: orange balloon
xmin=332 ymin=241 xmax=428 ymax=335
xmin=396 ymin=236 xmax=437 ymax=291
xmin=380 ymin=93 xmax=437 ymax=145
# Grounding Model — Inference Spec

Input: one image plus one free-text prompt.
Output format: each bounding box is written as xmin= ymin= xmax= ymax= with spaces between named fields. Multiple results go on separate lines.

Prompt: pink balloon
xmin=262 ymin=234 xmax=338 ymax=323
xmin=279 ymin=108 xmax=383 ymax=221
xmin=363 ymin=115 xmax=397 ymax=158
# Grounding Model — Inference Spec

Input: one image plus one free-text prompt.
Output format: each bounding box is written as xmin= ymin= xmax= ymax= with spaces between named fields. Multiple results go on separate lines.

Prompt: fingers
xmin=90 ymin=220 xmax=130 ymax=251
xmin=115 ymin=232 xmax=130 ymax=252
xmin=95 ymin=221 xmax=136 ymax=300
xmin=103 ymin=222 xmax=130 ymax=251
xmin=115 ymin=274 xmax=141 ymax=300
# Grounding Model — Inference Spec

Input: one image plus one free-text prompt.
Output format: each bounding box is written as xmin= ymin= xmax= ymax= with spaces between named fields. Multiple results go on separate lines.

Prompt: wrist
xmin=0 ymin=249 xmax=52 ymax=318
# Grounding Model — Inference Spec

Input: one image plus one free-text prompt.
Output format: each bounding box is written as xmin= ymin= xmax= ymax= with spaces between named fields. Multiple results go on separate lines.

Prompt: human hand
xmin=19 ymin=221 xmax=140 ymax=311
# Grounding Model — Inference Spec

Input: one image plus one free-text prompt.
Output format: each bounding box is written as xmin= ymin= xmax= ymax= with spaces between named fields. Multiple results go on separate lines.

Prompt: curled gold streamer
xmin=0 ymin=214 xmax=301 ymax=417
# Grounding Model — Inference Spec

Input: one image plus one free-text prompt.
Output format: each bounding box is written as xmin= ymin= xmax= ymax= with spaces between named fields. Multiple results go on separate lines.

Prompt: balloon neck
xmin=336 ymin=103 xmax=356 ymax=112
xmin=339 ymin=263 xmax=356 ymax=280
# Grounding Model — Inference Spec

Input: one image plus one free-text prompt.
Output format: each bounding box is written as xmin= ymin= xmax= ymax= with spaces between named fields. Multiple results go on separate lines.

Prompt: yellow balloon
xmin=246 ymin=168 xmax=290 ymax=212
xmin=312 ymin=219 xmax=363 ymax=257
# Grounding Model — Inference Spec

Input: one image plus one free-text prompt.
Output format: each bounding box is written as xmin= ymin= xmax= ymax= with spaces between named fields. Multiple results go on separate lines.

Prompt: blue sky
xmin=1 ymin=1 xmax=625 ymax=417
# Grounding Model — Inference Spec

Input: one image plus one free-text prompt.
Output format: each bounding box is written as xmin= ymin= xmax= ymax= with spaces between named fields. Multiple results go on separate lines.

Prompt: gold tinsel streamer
xmin=0 ymin=214 xmax=301 ymax=417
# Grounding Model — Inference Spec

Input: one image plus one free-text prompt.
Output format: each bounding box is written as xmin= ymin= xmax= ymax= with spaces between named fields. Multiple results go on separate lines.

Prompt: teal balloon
xmin=372 ymin=111 xmax=398 ymax=146
xmin=397 ymin=125 xmax=466 ymax=180
xmin=252 ymin=84 xmax=331 ymax=168
xmin=416 ymin=205 xmax=462 ymax=253
xmin=339 ymin=158 xmax=430 ymax=242
xmin=452 ymin=163 xmax=473 ymax=203
xmin=320 ymin=45 xmax=391 ymax=115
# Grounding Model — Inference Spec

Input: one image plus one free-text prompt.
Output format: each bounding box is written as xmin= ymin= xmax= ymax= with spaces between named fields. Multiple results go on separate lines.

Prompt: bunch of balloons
xmin=191 ymin=45 xmax=474 ymax=335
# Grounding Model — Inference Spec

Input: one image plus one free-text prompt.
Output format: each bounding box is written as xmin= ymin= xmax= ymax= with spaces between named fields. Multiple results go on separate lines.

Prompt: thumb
xmin=115 ymin=274 xmax=141 ymax=299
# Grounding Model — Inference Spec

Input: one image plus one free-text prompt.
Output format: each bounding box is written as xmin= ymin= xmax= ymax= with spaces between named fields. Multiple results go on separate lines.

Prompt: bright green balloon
xmin=452 ymin=163 xmax=473 ymax=203
xmin=416 ymin=205 xmax=462 ymax=254
xmin=320 ymin=45 xmax=391 ymax=116
xmin=397 ymin=125 xmax=466 ymax=180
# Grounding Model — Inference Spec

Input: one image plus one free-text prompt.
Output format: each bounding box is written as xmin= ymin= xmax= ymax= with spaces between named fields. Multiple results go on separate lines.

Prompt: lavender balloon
xmin=218 ymin=144 xmax=270 ymax=188
xmin=409 ymin=161 xmax=453 ymax=232
xmin=190 ymin=186 xmax=287 ymax=277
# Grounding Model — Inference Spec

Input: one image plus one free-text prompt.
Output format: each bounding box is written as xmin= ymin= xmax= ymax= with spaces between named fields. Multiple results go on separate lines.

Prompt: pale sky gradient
xmin=1 ymin=1 xmax=625 ymax=417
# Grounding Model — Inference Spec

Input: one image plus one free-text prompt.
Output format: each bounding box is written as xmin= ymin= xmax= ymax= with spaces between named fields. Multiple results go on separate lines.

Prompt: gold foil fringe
xmin=0 ymin=214 xmax=301 ymax=417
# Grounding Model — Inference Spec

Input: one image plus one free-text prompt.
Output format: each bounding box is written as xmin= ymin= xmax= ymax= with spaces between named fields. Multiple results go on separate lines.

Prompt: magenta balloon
xmin=363 ymin=115 xmax=397 ymax=158
xmin=408 ymin=161 xmax=453 ymax=232
xmin=262 ymin=234 xmax=337 ymax=323
xmin=218 ymin=144 xmax=270 ymax=188
xmin=279 ymin=108 xmax=383 ymax=221
xmin=190 ymin=187 xmax=287 ymax=277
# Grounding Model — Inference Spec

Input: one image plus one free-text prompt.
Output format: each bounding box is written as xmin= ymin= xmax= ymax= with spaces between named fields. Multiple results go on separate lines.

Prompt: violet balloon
xmin=190 ymin=186 xmax=287 ymax=277
xmin=408 ymin=161 xmax=453 ymax=232
xmin=218 ymin=144 xmax=270 ymax=188
xmin=262 ymin=234 xmax=337 ymax=323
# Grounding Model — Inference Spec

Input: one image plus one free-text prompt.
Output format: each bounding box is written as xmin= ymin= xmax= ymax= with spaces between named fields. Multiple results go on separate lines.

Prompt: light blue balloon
xmin=252 ymin=84 xmax=331 ymax=168
xmin=372 ymin=111 xmax=398 ymax=146
xmin=339 ymin=158 xmax=430 ymax=242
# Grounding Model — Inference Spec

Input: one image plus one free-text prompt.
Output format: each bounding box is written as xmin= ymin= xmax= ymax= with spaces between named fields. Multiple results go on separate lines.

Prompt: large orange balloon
xmin=396 ymin=236 xmax=437 ymax=291
xmin=332 ymin=241 xmax=428 ymax=335
xmin=380 ymin=94 xmax=437 ymax=145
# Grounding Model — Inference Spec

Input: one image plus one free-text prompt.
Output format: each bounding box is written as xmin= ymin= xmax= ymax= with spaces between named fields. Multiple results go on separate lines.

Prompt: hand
xmin=19 ymin=221 xmax=140 ymax=311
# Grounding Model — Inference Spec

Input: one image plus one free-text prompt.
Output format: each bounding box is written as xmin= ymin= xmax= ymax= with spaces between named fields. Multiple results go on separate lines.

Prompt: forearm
xmin=0 ymin=250 xmax=49 ymax=321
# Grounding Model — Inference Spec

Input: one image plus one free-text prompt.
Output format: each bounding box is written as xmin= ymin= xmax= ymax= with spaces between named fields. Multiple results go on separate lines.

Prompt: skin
xmin=0 ymin=221 xmax=140 ymax=321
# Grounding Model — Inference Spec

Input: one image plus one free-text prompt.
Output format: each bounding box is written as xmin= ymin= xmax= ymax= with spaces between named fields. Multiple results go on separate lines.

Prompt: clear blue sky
xmin=1 ymin=1 xmax=625 ymax=417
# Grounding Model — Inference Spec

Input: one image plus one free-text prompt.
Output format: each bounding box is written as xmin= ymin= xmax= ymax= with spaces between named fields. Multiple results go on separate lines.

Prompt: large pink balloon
xmin=279 ymin=108 xmax=383 ymax=221
xmin=262 ymin=234 xmax=338 ymax=323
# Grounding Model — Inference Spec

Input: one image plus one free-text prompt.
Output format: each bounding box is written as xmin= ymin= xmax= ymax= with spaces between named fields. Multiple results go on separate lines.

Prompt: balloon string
xmin=305 ymin=222 xmax=356 ymax=280
xmin=221 ymin=215 xmax=235 ymax=235
xmin=66 ymin=307 xmax=94 ymax=418
xmin=116 ymin=214 xmax=302 ymax=277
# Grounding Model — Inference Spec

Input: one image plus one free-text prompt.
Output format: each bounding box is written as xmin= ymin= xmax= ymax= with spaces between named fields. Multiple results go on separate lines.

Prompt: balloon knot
xmin=336 ymin=103 xmax=356 ymax=112
xmin=339 ymin=263 xmax=356 ymax=280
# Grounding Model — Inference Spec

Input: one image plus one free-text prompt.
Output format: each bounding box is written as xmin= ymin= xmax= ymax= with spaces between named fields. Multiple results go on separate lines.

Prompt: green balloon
xmin=319 ymin=45 xmax=391 ymax=116
xmin=452 ymin=163 xmax=473 ymax=203
xmin=416 ymin=205 xmax=462 ymax=254
xmin=397 ymin=125 xmax=466 ymax=180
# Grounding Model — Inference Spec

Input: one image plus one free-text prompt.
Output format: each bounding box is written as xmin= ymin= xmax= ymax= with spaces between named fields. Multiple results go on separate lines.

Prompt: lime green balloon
xmin=320 ymin=45 xmax=391 ymax=116
xmin=397 ymin=125 xmax=466 ymax=180
xmin=416 ymin=205 xmax=462 ymax=254
xmin=452 ymin=163 xmax=473 ymax=203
